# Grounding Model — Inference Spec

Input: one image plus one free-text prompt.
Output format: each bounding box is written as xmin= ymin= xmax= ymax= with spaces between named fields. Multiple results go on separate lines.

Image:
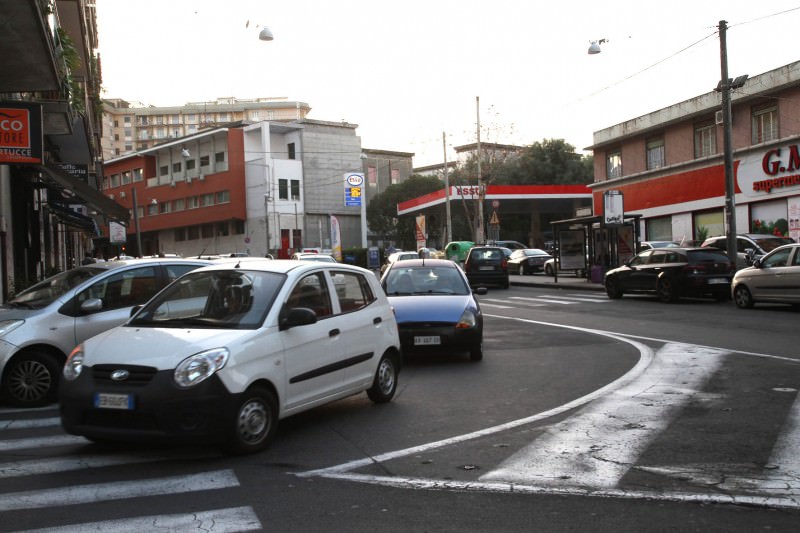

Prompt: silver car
xmin=0 ymin=258 xmax=212 ymax=406
xmin=731 ymin=243 xmax=800 ymax=308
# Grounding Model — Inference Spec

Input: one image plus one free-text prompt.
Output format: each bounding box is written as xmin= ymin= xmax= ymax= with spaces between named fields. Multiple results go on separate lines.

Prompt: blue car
xmin=381 ymin=259 xmax=486 ymax=361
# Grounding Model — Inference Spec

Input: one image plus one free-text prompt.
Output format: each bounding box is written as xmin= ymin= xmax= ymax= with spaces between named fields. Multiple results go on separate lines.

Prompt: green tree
xmin=504 ymin=139 xmax=593 ymax=185
xmin=367 ymin=175 xmax=444 ymax=250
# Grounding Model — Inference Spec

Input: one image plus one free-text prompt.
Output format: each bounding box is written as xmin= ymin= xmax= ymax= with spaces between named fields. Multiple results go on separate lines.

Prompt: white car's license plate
xmin=414 ymin=335 xmax=441 ymax=346
xmin=94 ymin=393 xmax=134 ymax=410
xmin=479 ymin=266 xmax=495 ymax=271
xmin=708 ymin=278 xmax=728 ymax=285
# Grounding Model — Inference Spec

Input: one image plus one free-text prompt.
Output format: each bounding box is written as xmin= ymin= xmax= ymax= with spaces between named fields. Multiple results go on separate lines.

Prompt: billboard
xmin=0 ymin=101 xmax=43 ymax=164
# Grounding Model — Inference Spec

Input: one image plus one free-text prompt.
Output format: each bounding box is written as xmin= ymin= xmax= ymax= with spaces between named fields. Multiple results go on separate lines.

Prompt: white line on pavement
xmin=0 ymin=435 xmax=87 ymax=452
xmin=509 ymin=296 xmax=573 ymax=304
xmin=13 ymin=506 xmax=262 ymax=533
xmin=0 ymin=417 xmax=60 ymax=431
xmin=480 ymin=342 xmax=727 ymax=488
xmin=0 ymin=469 xmax=240 ymax=512
xmin=759 ymin=386 xmax=800 ymax=497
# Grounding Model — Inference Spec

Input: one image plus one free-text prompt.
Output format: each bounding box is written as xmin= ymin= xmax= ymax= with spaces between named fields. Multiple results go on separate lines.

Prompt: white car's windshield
xmin=7 ymin=267 xmax=103 ymax=309
xmin=129 ymin=270 xmax=285 ymax=329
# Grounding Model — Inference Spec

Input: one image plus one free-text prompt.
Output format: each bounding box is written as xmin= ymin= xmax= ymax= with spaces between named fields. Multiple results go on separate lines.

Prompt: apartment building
xmin=100 ymin=118 xmax=395 ymax=258
xmin=101 ymin=97 xmax=312 ymax=159
xmin=588 ymin=60 xmax=800 ymax=254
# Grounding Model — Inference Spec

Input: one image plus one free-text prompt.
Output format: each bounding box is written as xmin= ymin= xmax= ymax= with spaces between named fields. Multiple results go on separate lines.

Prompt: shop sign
xmin=738 ymin=144 xmax=800 ymax=196
xmin=0 ymin=101 xmax=43 ymax=164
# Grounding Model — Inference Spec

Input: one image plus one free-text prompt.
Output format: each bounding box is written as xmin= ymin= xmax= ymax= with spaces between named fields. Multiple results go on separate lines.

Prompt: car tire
xmin=657 ymin=278 xmax=678 ymax=303
xmin=605 ymin=278 xmax=623 ymax=299
xmin=520 ymin=264 xmax=527 ymax=276
xmin=469 ymin=343 xmax=483 ymax=362
xmin=226 ymin=386 xmax=278 ymax=455
xmin=545 ymin=263 xmax=554 ymax=276
xmin=502 ymin=278 xmax=510 ymax=289
xmin=367 ymin=352 xmax=398 ymax=403
xmin=1 ymin=350 xmax=61 ymax=407
xmin=733 ymin=285 xmax=754 ymax=308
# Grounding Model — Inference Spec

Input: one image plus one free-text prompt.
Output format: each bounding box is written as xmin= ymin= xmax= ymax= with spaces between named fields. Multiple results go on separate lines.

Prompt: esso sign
xmin=345 ymin=173 xmax=364 ymax=187
xmin=0 ymin=119 xmax=24 ymax=131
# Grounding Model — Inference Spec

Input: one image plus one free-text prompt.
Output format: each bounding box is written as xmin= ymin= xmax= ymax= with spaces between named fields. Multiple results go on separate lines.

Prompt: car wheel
xmin=657 ymin=278 xmax=678 ymax=303
xmin=605 ymin=278 xmax=623 ymax=299
xmin=520 ymin=264 xmax=527 ymax=275
xmin=502 ymin=278 xmax=510 ymax=289
xmin=226 ymin=386 xmax=278 ymax=455
xmin=1 ymin=351 xmax=60 ymax=407
xmin=545 ymin=263 xmax=554 ymax=276
xmin=367 ymin=352 xmax=398 ymax=403
xmin=733 ymin=285 xmax=754 ymax=308
xmin=469 ymin=343 xmax=483 ymax=362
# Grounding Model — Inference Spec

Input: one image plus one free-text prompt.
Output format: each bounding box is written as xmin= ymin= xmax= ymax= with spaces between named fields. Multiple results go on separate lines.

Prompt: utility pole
xmin=443 ymin=131 xmax=452 ymax=244
xmin=476 ymin=96 xmax=485 ymax=243
xmin=719 ymin=20 xmax=737 ymax=265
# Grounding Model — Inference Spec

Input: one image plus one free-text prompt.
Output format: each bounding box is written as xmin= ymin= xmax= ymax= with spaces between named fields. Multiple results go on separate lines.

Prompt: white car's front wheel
xmin=227 ymin=387 xmax=278 ymax=455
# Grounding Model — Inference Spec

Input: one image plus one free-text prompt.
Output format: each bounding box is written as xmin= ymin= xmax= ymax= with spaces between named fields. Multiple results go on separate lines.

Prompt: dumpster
xmin=445 ymin=241 xmax=475 ymax=264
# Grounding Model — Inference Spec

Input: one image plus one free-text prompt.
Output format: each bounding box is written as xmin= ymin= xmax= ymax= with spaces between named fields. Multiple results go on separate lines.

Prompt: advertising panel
xmin=558 ymin=229 xmax=586 ymax=270
xmin=0 ymin=101 xmax=43 ymax=164
xmin=344 ymin=172 xmax=364 ymax=207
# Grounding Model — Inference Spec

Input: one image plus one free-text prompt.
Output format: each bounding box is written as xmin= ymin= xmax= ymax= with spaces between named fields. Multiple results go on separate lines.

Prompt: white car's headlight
xmin=174 ymin=348 xmax=229 ymax=388
xmin=63 ymin=345 xmax=85 ymax=381
xmin=0 ymin=319 xmax=24 ymax=338
xmin=456 ymin=309 xmax=477 ymax=329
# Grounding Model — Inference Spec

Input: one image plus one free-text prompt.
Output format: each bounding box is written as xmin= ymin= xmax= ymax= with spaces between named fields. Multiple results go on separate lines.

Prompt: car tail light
xmin=501 ymin=257 xmax=508 ymax=269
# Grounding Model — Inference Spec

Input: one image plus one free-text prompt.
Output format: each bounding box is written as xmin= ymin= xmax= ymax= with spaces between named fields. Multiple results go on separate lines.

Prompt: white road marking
xmin=0 ymin=417 xmax=60 ymax=431
xmin=480 ymin=342 xmax=727 ymax=488
xmin=479 ymin=301 xmax=517 ymax=309
xmin=759 ymin=386 xmax=800 ymax=497
xmin=543 ymin=295 xmax=610 ymax=303
xmin=0 ymin=469 xmax=239 ymax=512
xmin=14 ymin=506 xmax=262 ymax=533
xmin=510 ymin=296 xmax=572 ymax=305
xmin=0 ymin=435 xmax=87 ymax=452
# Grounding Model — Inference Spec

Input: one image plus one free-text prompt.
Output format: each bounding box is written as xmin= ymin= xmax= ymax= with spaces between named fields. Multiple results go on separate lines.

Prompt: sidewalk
xmin=510 ymin=273 xmax=605 ymax=291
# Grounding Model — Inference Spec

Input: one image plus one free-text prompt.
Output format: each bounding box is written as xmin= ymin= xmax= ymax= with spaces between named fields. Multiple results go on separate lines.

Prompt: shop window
xmin=752 ymin=105 xmax=778 ymax=144
xmin=646 ymin=138 xmax=665 ymax=170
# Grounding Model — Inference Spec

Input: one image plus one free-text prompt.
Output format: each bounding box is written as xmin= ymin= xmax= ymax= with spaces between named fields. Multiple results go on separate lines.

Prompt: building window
xmin=188 ymin=196 xmax=200 ymax=209
xmin=694 ymin=123 xmax=716 ymax=158
xmin=250 ymin=111 xmax=260 ymax=121
xmin=174 ymin=198 xmax=185 ymax=211
xmin=216 ymin=190 xmax=230 ymax=203
xmin=123 ymin=116 xmax=131 ymax=124
xmin=201 ymin=193 xmax=215 ymax=207
xmin=110 ymin=174 xmax=120 ymax=188
xmin=290 ymin=180 xmax=300 ymax=200
xmin=186 ymin=159 xmax=196 ymax=171
xmin=147 ymin=203 xmax=158 ymax=216
xmin=752 ymin=105 xmax=778 ymax=144
xmin=160 ymin=202 xmax=172 ymax=214
xmin=187 ymin=226 xmax=200 ymax=240
xmin=232 ymin=220 xmax=245 ymax=234
xmin=288 ymin=143 xmax=296 ymax=160
xmin=368 ymin=166 xmax=377 ymax=186
xmin=132 ymin=168 xmax=143 ymax=182
xmin=172 ymin=162 xmax=182 ymax=173
xmin=646 ymin=138 xmax=665 ymax=170
xmin=391 ymin=168 xmax=399 ymax=184
xmin=200 ymin=155 xmax=210 ymax=167
xmin=121 ymin=171 xmax=131 ymax=185
xmin=216 ymin=222 xmax=230 ymax=236
xmin=606 ymin=150 xmax=622 ymax=179
xmin=215 ymin=151 xmax=226 ymax=163
xmin=201 ymin=224 xmax=214 ymax=238
xmin=174 ymin=228 xmax=185 ymax=242
xmin=278 ymin=178 xmax=288 ymax=200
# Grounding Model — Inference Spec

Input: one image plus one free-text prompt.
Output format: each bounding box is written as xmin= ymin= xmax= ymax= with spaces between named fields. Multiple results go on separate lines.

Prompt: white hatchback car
xmin=59 ymin=260 xmax=402 ymax=454
xmin=0 ymin=258 xmax=213 ymax=406
xmin=731 ymin=243 xmax=800 ymax=308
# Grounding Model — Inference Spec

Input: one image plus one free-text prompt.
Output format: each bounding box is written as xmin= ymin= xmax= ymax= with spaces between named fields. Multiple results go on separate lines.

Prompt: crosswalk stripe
xmin=0 ymin=417 xmax=60 ymax=431
xmin=759 ymin=387 xmax=800 ymax=496
xmin=0 ymin=469 xmax=239 ymax=512
xmin=480 ymin=343 xmax=728 ymax=488
xmin=479 ymin=302 xmax=517 ymax=309
xmin=14 ymin=506 xmax=262 ymax=533
xmin=0 ymin=435 xmax=87 ymax=452
xmin=544 ymin=295 xmax=610 ymax=303
xmin=510 ymin=296 xmax=572 ymax=305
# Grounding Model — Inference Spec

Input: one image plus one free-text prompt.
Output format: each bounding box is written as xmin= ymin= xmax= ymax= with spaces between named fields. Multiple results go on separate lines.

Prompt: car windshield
xmin=686 ymin=250 xmax=731 ymax=264
xmin=524 ymin=249 xmax=549 ymax=256
xmin=129 ymin=270 xmax=285 ymax=329
xmin=384 ymin=266 xmax=469 ymax=295
xmin=6 ymin=267 xmax=104 ymax=309
xmin=754 ymin=236 xmax=794 ymax=252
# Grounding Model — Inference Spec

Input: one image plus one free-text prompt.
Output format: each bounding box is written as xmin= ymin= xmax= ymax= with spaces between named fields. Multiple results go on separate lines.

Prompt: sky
xmin=94 ymin=1 xmax=800 ymax=166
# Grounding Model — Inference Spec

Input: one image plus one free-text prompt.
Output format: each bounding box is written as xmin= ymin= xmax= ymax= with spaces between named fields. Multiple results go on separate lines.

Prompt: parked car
xmin=380 ymin=251 xmax=419 ymax=274
xmin=640 ymin=241 xmax=681 ymax=251
xmin=489 ymin=240 xmax=527 ymax=250
xmin=463 ymin=246 xmax=510 ymax=289
xmin=731 ymin=243 xmax=800 ymax=308
xmin=0 ymin=258 xmax=214 ymax=407
xmin=59 ymin=260 xmax=401 ymax=454
xmin=381 ymin=259 xmax=486 ymax=361
xmin=290 ymin=252 xmax=337 ymax=262
xmin=603 ymin=247 xmax=735 ymax=302
xmin=507 ymin=248 xmax=553 ymax=275
xmin=701 ymin=233 xmax=794 ymax=269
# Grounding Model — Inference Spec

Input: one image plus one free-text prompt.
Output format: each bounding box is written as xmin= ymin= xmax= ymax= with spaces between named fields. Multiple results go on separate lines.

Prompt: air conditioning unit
xmin=119 ymin=191 xmax=126 ymax=199
xmin=198 ymin=174 xmax=205 ymax=181
xmin=170 ymin=181 xmax=176 ymax=188
xmin=108 ymin=193 xmax=114 ymax=200
xmin=186 ymin=176 xmax=192 ymax=184
xmin=715 ymin=110 xmax=724 ymax=125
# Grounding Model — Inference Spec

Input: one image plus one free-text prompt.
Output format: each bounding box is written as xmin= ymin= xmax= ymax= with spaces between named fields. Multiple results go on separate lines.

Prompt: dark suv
xmin=701 ymin=233 xmax=794 ymax=269
xmin=463 ymin=246 xmax=509 ymax=289
xmin=603 ymin=247 xmax=735 ymax=302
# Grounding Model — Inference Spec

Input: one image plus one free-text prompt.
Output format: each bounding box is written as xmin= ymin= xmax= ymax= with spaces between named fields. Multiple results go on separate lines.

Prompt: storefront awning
xmin=47 ymin=201 xmax=98 ymax=233
xmin=35 ymin=164 xmax=130 ymax=222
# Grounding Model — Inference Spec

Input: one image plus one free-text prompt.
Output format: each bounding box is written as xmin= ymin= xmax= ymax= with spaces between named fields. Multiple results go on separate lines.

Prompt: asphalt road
xmin=1 ymin=282 xmax=798 ymax=532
